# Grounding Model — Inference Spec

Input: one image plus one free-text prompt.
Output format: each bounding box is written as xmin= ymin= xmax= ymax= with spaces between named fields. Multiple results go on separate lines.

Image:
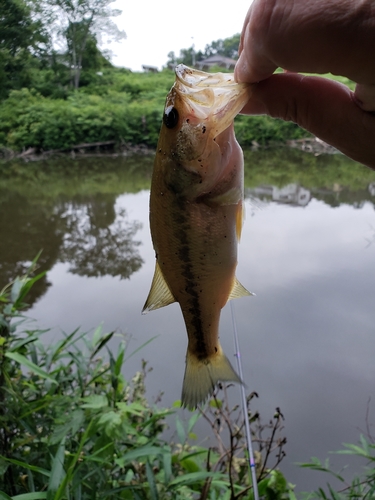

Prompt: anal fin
xmin=228 ymin=277 xmax=255 ymax=301
xmin=142 ymin=261 xmax=176 ymax=313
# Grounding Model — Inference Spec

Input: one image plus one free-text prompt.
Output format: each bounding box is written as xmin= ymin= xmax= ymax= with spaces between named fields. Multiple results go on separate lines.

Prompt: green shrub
xmin=300 ymin=436 xmax=375 ymax=499
xmin=0 ymin=88 xmax=163 ymax=150
xmin=0 ymin=259 xmax=294 ymax=499
xmin=0 ymin=68 xmax=357 ymax=152
xmin=235 ymin=115 xmax=309 ymax=147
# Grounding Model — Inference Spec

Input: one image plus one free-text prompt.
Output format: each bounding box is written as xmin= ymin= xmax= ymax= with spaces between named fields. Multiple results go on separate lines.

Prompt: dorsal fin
xmin=228 ymin=277 xmax=255 ymax=301
xmin=142 ymin=261 xmax=176 ymax=314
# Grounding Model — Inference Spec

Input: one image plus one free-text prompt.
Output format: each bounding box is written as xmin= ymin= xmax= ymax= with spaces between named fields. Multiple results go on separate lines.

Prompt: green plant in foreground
xmin=299 ymin=433 xmax=375 ymax=500
xmin=0 ymin=260 xmax=294 ymax=499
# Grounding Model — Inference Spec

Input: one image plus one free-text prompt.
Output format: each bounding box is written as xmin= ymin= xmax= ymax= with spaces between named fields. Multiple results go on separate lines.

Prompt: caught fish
xmin=143 ymin=64 xmax=252 ymax=409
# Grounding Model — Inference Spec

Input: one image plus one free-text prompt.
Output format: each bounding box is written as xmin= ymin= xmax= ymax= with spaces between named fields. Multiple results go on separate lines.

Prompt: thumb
xmin=242 ymin=73 xmax=375 ymax=169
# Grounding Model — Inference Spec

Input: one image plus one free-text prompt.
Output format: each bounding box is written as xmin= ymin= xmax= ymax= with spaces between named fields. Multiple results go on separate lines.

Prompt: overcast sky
xmin=108 ymin=0 xmax=252 ymax=71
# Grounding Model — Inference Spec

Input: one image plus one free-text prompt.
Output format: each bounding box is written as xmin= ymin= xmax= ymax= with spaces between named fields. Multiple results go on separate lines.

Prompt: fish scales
xmin=143 ymin=65 xmax=253 ymax=409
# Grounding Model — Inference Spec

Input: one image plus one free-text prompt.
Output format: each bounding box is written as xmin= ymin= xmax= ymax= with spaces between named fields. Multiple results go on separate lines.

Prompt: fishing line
xmin=230 ymin=301 xmax=259 ymax=500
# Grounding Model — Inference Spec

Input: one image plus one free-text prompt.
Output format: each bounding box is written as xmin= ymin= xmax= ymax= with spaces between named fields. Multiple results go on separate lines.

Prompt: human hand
xmin=234 ymin=0 xmax=375 ymax=168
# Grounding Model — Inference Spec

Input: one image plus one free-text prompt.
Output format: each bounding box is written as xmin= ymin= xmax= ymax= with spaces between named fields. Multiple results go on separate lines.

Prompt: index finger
xmin=235 ymin=2 xmax=278 ymax=83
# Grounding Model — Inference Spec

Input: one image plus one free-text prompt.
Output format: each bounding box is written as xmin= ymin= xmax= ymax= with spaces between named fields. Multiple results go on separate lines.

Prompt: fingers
xmin=241 ymin=73 xmax=375 ymax=169
xmin=354 ymin=83 xmax=375 ymax=112
xmin=235 ymin=40 xmax=277 ymax=84
xmin=235 ymin=0 xmax=278 ymax=83
xmin=235 ymin=0 xmax=375 ymax=85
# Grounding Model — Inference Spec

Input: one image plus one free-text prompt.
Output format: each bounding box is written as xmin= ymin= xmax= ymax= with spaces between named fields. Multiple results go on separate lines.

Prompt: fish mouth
xmin=174 ymin=64 xmax=250 ymax=135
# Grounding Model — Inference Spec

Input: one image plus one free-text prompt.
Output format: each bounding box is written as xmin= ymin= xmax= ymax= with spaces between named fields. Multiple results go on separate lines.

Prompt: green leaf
xmin=298 ymin=457 xmax=345 ymax=482
xmin=168 ymin=471 xmax=222 ymax=487
xmin=179 ymin=458 xmax=201 ymax=473
xmin=10 ymin=278 xmax=22 ymax=304
xmin=114 ymin=342 xmax=125 ymax=377
xmin=47 ymin=439 xmax=66 ymax=500
xmin=209 ymin=398 xmax=222 ymax=408
xmin=92 ymin=324 xmax=103 ymax=347
xmin=0 ymin=456 xmax=50 ymax=477
xmin=175 ymin=415 xmax=185 ymax=444
xmin=5 ymin=352 xmax=57 ymax=385
xmin=117 ymin=445 xmax=169 ymax=466
xmin=266 ymin=469 xmax=288 ymax=493
xmin=50 ymin=410 xmax=85 ymax=445
xmin=14 ymin=271 xmax=47 ymax=309
xmin=187 ymin=412 xmax=200 ymax=434
xmin=12 ymin=494 xmax=47 ymax=500
xmin=0 ymin=492 xmax=13 ymax=500
xmin=124 ymin=335 xmax=158 ymax=361
xmin=91 ymin=331 xmax=115 ymax=358
xmin=146 ymin=460 xmax=159 ymax=500
xmin=116 ymin=401 xmax=144 ymax=416
xmin=81 ymin=394 xmax=108 ymax=409
xmin=162 ymin=450 xmax=172 ymax=486
xmin=55 ymin=420 xmax=94 ymax=499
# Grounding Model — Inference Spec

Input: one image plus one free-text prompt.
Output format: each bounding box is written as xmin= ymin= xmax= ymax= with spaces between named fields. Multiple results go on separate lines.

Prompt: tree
xmin=37 ymin=0 xmax=126 ymax=89
xmin=165 ymin=33 xmax=241 ymax=70
xmin=0 ymin=0 xmax=48 ymax=99
xmin=204 ymin=33 xmax=241 ymax=60
xmin=165 ymin=47 xmax=204 ymax=68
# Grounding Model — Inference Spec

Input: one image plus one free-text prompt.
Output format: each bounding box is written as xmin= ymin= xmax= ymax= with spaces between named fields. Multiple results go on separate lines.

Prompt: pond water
xmin=1 ymin=148 xmax=375 ymax=493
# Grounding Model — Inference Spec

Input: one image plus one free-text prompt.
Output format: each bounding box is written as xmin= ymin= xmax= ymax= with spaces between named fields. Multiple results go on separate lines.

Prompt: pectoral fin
xmin=228 ymin=277 xmax=255 ymax=301
xmin=210 ymin=187 xmax=242 ymax=206
xmin=142 ymin=261 xmax=176 ymax=313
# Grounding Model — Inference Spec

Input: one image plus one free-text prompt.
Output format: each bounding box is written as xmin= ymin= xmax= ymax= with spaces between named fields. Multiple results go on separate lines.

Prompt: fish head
xmin=157 ymin=64 xmax=250 ymax=197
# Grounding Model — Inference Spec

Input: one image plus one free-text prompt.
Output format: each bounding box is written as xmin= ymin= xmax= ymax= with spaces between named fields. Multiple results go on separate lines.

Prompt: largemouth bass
xmin=143 ymin=64 xmax=252 ymax=409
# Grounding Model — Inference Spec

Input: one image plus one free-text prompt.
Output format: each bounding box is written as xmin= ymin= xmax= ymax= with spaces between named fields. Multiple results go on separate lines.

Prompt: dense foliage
xmin=0 ymin=72 xmax=311 ymax=152
xmin=0 ymin=0 xmax=124 ymax=97
xmin=0 ymin=1 xmax=356 ymax=154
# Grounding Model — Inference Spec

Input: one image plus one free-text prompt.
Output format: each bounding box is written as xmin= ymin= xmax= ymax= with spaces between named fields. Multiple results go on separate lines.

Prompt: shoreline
xmin=0 ymin=137 xmax=339 ymax=163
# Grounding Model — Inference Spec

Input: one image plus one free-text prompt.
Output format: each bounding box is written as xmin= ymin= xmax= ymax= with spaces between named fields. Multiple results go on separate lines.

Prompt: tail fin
xmin=181 ymin=345 xmax=242 ymax=410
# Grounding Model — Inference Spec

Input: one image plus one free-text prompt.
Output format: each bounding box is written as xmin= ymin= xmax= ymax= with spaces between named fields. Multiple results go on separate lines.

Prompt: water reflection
xmin=246 ymin=181 xmax=375 ymax=209
xmin=0 ymin=156 xmax=150 ymax=307
xmin=247 ymin=184 xmax=311 ymax=206
xmin=60 ymin=198 xmax=143 ymax=279
xmin=0 ymin=191 xmax=64 ymax=305
xmin=1 ymin=150 xmax=375 ymax=308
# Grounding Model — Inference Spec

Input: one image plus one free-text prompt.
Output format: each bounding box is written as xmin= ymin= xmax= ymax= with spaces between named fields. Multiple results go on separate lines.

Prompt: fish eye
xmin=163 ymin=106 xmax=179 ymax=129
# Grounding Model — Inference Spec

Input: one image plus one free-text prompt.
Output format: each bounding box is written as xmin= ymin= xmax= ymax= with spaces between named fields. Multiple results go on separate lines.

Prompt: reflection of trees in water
xmin=0 ymin=191 xmax=66 ymax=305
xmin=1 ymin=151 xmax=373 ymax=310
xmin=59 ymin=196 xmax=143 ymax=279
xmin=0 ymin=191 xmax=144 ymax=309
xmin=311 ymin=186 xmax=375 ymax=209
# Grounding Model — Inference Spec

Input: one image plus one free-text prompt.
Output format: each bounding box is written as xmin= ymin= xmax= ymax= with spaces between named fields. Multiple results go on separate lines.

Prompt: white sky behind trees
xmin=107 ymin=0 xmax=252 ymax=71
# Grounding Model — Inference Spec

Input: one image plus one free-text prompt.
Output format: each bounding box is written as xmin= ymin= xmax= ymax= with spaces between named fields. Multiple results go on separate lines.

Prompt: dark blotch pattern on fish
xmin=172 ymin=197 xmax=207 ymax=360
